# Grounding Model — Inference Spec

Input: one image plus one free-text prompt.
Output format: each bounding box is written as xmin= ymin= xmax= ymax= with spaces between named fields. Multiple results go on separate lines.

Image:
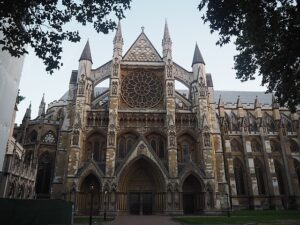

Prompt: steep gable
xmin=123 ymin=32 xmax=162 ymax=62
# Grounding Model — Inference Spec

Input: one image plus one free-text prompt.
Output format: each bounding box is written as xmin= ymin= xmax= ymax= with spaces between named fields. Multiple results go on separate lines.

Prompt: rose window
xmin=121 ymin=71 xmax=163 ymax=108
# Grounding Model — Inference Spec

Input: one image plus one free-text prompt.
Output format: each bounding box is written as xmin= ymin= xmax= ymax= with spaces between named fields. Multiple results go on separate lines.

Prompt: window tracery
xmin=251 ymin=139 xmax=262 ymax=152
xmin=231 ymin=139 xmax=243 ymax=152
xmin=254 ymin=158 xmax=266 ymax=195
xmin=177 ymin=134 xmax=196 ymax=163
xmin=146 ymin=133 xmax=166 ymax=159
xmin=42 ymin=131 xmax=56 ymax=144
xmin=121 ymin=71 xmax=163 ymax=108
xmin=86 ymin=133 xmax=106 ymax=162
xmin=233 ymin=158 xmax=246 ymax=195
xmin=270 ymin=140 xmax=281 ymax=152
xmin=117 ymin=133 xmax=138 ymax=159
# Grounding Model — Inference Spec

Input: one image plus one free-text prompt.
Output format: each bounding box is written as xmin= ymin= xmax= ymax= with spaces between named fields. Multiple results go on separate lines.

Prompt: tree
xmin=0 ymin=0 xmax=131 ymax=74
xmin=198 ymin=0 xmax=300 ymax=111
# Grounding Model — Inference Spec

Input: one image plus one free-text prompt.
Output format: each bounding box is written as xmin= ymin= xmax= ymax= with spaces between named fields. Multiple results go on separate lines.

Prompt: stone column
xmin=165 ymin=59 xmax=177 ymax=178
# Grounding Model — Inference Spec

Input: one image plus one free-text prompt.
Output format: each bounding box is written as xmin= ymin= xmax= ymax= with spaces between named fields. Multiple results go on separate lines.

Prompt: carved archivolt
xmin=121 ymin=71 xmax=163 ymax=108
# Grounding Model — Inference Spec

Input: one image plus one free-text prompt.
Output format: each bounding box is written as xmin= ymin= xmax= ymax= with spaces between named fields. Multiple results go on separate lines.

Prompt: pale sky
xmin=16 ymin=0 xmax=266 ymax=124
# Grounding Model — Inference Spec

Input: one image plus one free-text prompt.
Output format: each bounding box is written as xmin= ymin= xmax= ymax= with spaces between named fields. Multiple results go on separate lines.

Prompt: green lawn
xmin=175 ymin=210 xmax=300 ymax=225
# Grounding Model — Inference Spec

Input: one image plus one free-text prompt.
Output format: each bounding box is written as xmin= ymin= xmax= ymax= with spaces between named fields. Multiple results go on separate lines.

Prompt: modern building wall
xmin=0 ymin=32 xmax=25 ymax=172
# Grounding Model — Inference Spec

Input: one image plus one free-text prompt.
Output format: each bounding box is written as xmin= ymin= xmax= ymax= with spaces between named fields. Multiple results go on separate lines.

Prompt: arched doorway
xmin=117 ymin=157 xmax=165 ymax=215
xmin=78 ymin=174 xmax=101 ymax=215
xmin=182 ymin=174 xmax=204 ymax=214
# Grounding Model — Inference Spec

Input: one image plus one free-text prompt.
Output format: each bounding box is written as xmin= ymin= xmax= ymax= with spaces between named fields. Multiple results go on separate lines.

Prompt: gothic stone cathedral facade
xmin=11 ymin=22 xmax=300 ymax=215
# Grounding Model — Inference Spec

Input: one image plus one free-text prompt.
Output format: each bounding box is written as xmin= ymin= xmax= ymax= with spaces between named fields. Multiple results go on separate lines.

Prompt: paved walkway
xmin=104 ymin=215 xmax=181 ymax=225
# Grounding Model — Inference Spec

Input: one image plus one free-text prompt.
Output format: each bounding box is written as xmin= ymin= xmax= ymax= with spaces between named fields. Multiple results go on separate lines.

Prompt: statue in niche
xmin=169 ymin=130 xmax=176 ymax=147
xmin=167 ymin=82 xmax=173 ymax=96
xmin=204 ymin=133 xmax=211 ymax=147
xmin=109 ymin=109 xmax=117 ymax=126
xmin=72 ymin=130 xmax=79 ymax=146
xmin=112 ymin=81 xmax=118 ymax=95
xmin=78 ymin=74 xmax=85 ymax=95
xmin=108 ymin=130 xmax=115 ymax=146
xmin=167 ymin=61 xmax=172 ymax=78
xmin=113 ymin=63 xmax=119 ymax=77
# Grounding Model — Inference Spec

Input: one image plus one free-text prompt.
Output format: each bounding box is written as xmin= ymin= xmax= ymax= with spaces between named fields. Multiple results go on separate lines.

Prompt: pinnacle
xmin=192 ymin=43 xmax=205 ymax=66
xmin=79 ymin=40 xmax=93 ymax=63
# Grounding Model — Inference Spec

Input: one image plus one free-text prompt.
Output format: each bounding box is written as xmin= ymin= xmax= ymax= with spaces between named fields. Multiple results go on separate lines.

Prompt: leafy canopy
xmin=0 ymin=0 xmax=131 ymax=74
xmin=198 ymin=0 xmax=300 ymax=111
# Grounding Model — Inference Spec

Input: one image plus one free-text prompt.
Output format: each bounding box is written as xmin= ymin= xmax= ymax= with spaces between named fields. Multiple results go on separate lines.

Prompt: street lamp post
xmin=104 ymin=190 xmax=108 ymax=221
xmin=89 ymin=183 xmax=94 ymax=225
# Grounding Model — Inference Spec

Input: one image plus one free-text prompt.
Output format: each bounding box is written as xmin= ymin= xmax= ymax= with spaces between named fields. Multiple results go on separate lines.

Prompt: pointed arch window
xmin=251 ymin=139 xmax=262 ymax=152
xmin=127 ymin=138 xmax=134 ymax=152
xmin=146 ymin=133 xmax=165 ymax=159
xmin=42 ymin=131 xmax=56 ymax=144
xmin=231 ymin=112 xmax=239 ymax=132
xmin=233 ymin=158 xmax=246 ymax=195
xmin=290 ymin=139 xmax=299 ymax=153
xmin=36 ymin=152 xmax=53 ymax=196
xmin=231 ymin=139 xmax=243 ymax=153
xmin=293 ymin=159 xmax=300 ymax=186
xmin=29 ymin=130 xmax=38 ymax=143
xmin=270 ymin=140 xmax=281 ymax=152
xmin=117 ymin=133 xmax=138 ymax=159
xmin=93 ymin=141 xmax=100 ymax=161
xmin=182 ymin=142 xmax=190 ymax=162
xmin=254 ymin=158 xmax=266 ymax=195
xmin=151 ymin=140 xmax=157 ymax=152
xmin=159 ymin=139 xmax=165 ymax=158
xmin=248 ymin=113 xmax=258 ymax=132
xmin=264 ymin=113 xmax=276 ymax=133
xmin=118 ymin=138 xmax=126 ymax=158
xmin=85 ymin=133 xmax=106 ymax=162
xmin=274 ymin=160 xmax=286 ymax=195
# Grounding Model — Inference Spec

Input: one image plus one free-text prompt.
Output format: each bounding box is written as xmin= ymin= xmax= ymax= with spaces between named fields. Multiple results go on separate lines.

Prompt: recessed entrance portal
xmin=117 ymin=157 xmax=165 ymax=215
xmin=182 ymin=174 xmax=204 ymax=214
xmin=77 ymin=174 xmax=101 ymax=215
xmin=129 ymin=192 xmax=153 ymax=215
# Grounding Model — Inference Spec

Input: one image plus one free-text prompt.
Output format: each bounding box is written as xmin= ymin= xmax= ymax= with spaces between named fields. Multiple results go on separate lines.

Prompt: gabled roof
xmin=123 ymin=31 xmax=162 ymax=62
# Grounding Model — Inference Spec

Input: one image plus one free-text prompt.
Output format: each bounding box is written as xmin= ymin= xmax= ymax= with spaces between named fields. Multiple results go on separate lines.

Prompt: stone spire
xmin=113 ymin=21 xmax=123 ymax=59
xmin=38 ymin=93 xmax=46 ymax=117
xmin=163 ymin=20 xmax=171 ymax=44
xmin=254 ymin=96 xmax=262 ymax=119
xmin=162 ymin=20 xmax=172 ymax=59
xmin=218 ymin=95 xmax=225 ymax=122
xmin=254 ymin=96 xmax=261 ymax=109
xmin=113 ymin=21 xmax=123 ymax=45
xmin=192 ymin=43 xmax=205 ymax=66
xmin=218 ymin=95 xmax=224 ymax=108
xmin=23 ymin=102 xmax=31 ymax=121
xmin=237 ymin=96 xmax=242 ymax=108
xmin=272 ymin=95 xmax=280 ymax=120
xmin=79 ymin=40 xmax=93 ymax=63
xmin=236 ymin=96 xmax=244 ymax=118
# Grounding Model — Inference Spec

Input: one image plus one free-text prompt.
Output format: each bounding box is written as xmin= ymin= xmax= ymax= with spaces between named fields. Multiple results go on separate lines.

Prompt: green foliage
xmin=0 ymin=0 xmax=131 ymax=74
xmin=199 ymin=0 xmax=300 ymax=111
xmin=16 ymin=89 xmax=25 ymax=104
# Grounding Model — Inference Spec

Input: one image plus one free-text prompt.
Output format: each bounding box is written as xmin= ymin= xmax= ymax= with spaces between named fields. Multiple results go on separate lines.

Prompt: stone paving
xmin=103 ymin=215 xmax=181 ymax=225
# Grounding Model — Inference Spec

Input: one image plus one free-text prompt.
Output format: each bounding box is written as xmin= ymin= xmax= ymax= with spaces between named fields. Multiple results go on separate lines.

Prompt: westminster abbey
xmin=4 ymin=22 xmax=300 ymax=215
